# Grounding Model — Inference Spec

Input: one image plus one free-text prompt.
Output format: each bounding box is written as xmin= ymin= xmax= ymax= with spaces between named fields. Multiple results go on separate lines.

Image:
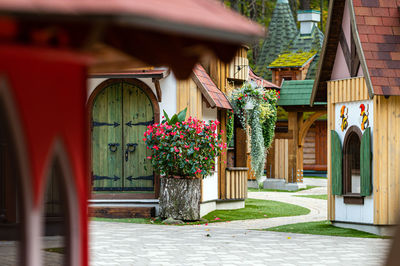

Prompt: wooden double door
xmin=91 ymin=81 xmax=155 ymax=195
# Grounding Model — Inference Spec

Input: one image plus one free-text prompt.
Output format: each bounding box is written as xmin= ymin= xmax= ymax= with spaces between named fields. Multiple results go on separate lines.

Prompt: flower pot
xmin=159 ymin=177 xmax=201 ymax=221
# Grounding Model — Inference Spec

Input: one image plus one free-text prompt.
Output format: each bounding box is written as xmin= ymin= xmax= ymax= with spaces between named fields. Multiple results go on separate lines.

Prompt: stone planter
xmin=159 ymin=177 xmax=201 ymax=221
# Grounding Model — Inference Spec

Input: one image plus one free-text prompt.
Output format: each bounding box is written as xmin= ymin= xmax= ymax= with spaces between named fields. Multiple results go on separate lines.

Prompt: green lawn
xmin=203 ymin=198 xmax=310 ymax=222
xmin=92 ymin=198 xmax=310 ymax=225
xmin=294 ymin=194 xmax=328 ymax=200
xmin=248 ymin=185 xmax=317 ymax=193
xmin=303 ymin=176 xmax=327 ymax=179
xmin=265 ymin=220 xmax=387 ymax=238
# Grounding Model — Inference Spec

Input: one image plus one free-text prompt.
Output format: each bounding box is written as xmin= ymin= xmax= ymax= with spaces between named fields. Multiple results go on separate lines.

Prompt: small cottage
xmin=88 ymin=51 xmax=252 ymax=218
xmin=0 ymin=0 xmax=263 ymax=264
xmin=311 ymin=0 xmax=400 ymax=235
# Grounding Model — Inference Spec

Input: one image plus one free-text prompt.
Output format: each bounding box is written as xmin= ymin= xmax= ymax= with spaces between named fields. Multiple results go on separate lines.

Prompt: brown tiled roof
xmin=354 ymin=0 xmax=400 ymax=95
xmin=311 ymin=0 xmax=400 ymax=104
xmin=192 ymin=64 xmax=232 ymax=110
xmin=249 ymin=68 xmax=280 ymax=89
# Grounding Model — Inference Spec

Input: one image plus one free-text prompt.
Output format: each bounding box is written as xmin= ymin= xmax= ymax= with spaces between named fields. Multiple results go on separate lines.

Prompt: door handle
xmin=108 ymin=143 xmax=119 ymax=152
xmin=125 ymin=143 xmax=138 ymax=161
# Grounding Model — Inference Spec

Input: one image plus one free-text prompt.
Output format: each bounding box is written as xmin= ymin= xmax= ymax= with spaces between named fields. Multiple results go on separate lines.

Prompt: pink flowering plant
xmin=143 ymin=109 xmax=227 ymax=179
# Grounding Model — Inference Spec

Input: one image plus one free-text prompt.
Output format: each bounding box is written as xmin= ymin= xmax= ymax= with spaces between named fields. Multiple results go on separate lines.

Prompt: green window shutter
xmin=331 ymin=130 xmax=343 ymax=195
xmin=360 ymin=127 xmax=372 ymax=196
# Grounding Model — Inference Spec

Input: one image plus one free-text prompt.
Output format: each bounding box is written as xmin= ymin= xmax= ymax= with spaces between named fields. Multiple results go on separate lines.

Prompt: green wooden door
xmin=92 ymin=83 xmax=123 ymax=191
xmin=123 ymin=83 xmax=154 ymax=192
xmin=91 ymin=81 xmax=154 ymax=193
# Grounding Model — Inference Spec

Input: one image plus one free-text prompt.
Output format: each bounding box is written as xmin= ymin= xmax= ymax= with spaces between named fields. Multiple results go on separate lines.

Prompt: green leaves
xmin=143 ymin=116 xmax=225 ymax=178
xmin=162 ymin=108 xmax=187 ymax=125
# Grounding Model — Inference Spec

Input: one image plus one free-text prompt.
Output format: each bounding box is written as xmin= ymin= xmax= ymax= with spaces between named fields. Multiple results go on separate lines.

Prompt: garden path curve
xmin=197 ymin=185 xmax=327 ymax=230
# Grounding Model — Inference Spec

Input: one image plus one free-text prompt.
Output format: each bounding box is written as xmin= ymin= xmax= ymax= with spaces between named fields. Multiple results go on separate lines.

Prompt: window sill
xmin=343 ymin=194 xmax=364 ymax=205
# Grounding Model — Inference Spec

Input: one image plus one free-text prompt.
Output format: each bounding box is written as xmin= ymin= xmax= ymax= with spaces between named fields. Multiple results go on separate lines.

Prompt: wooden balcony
xmin=225 ymin=167 xmax=248 ymax=200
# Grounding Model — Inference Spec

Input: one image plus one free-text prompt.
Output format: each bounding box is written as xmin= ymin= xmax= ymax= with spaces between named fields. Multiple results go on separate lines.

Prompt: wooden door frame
xmin=87 ymin=78 xmax=160 ymax=199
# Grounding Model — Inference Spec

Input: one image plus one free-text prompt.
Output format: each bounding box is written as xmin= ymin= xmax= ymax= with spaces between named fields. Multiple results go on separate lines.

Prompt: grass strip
xmin=294 ymin=194 xmax=328 ymax=200
xmin=303 ymin=176 xmax=327 ymax=179
xmin=92 ymin=198 xmax=310 ymax=225
xmin=248 ymin=185 xmax=317 ymax=193
xmin=44 ymin=247 xmax=65 ymax=254
xmin=265 ymin=220 xmax=389 ymax=238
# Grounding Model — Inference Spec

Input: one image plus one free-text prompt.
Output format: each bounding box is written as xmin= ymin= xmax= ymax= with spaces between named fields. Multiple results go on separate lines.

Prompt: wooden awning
xmin=192 ymin=64 xmax=232 ymax=109
xmin=0 ymin=0 xmax=264 ymax=79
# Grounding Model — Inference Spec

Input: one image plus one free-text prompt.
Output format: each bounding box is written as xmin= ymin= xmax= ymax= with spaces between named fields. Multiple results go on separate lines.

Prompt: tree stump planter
xmin=159 ymin=177 xmax=201 ymax=221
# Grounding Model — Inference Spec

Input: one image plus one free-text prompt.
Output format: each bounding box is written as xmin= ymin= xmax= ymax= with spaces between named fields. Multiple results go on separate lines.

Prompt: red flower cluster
xmin=143 ymin=116 xmax=226 ymax=178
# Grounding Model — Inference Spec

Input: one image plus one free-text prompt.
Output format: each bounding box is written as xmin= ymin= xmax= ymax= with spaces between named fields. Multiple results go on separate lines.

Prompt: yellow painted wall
xmin=176 ymin=78 xmax=202 ymax=120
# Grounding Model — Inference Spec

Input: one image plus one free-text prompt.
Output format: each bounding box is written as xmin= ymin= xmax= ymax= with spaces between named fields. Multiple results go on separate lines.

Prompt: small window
xmin=342 ymin=126 xmax=363 ymax=204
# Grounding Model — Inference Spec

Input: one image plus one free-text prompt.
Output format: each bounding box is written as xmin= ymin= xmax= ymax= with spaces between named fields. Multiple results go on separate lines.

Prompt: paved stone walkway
xmin=90 ymin=221 xmax=391 ymax=265
xmin=90 ymin=181 xmax=391 ymax=265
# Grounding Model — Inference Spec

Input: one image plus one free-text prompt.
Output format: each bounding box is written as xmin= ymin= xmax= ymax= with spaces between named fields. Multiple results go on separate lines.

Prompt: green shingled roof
xmin=278 ymin=80 xmax=325 ymax=106
xmin=287 ymin=25 xmax=325 ymax=79
xmin=268 ymin=51 xmax=316 ymax=68
xmin=253 ymin=0 xmax=297 ymax=80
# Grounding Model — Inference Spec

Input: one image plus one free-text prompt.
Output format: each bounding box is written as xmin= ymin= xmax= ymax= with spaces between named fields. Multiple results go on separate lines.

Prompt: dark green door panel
xmin=92 ymin=83 xmax=123 ymax=191
xmin=123 ymin=82 xmax=154 ymax=192
xmin=91 ymin=81 xmax=154 ymax=193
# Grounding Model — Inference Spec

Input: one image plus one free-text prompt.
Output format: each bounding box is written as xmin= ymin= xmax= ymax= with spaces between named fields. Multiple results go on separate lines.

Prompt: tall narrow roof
xmin=286 ymin=24 xmax=325 ymax=79
xmin=253 ymin=0 xmax=297 ymax=80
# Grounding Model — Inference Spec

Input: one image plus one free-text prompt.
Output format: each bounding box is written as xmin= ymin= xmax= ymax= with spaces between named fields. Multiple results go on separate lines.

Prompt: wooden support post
xmin=287 ymin=112 xmax=299 ymax=183
xmin=218 ymin=109 xmax=227 ymax=199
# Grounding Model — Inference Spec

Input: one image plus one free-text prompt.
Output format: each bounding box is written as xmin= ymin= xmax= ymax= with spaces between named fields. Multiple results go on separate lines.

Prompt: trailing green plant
xmin=226 ymin=110 xmax=234 ymax=146
xmin=229 ymin=82 xmax=279 ymax=184
xmin=143 ymin=110 xmax=226 ymax=179
xmin=260 ymin=89 xmax=279 ymax=150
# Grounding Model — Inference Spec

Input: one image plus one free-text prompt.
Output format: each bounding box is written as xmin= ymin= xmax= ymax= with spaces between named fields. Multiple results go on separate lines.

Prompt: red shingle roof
xmin=354 ymin=0 xmax=400 ymax=95
xmin=192 ymin=64 xmax=232 ymax=109
xmin=249 ymin=68 xmax=280 ymax=89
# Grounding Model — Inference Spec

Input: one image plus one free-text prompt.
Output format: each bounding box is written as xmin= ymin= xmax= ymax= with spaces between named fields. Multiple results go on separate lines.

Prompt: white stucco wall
xmin=334 ymin=100 xmax=374 ymax=224
xmin=87 ymin=68 xmax=177 ymax=122
xmin=201 ymin=102 xmax=219 ymax=202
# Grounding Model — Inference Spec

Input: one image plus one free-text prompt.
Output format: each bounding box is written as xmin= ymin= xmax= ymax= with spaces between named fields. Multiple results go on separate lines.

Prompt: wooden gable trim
xmin=152 ymin=78 xmax=162 ymax=102
xmin=348 ymin=0 xmax=374 ymax=99
xmin=311 ymin=0 xmax=344 ymax=106
xmin=339 ymin=28 xmax=351 ymax=73
xmin=311 ymin=0 xmax=373 ymax=105
xmin=191 ymin=73 xmax=217 ymax=108
xmin=350 ymin=27 xmax=361 ymax=77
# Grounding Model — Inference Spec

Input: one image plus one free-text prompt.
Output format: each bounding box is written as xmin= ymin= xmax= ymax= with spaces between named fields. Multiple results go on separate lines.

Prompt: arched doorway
xmin=90 ymin=79 xmax=160 ymax=199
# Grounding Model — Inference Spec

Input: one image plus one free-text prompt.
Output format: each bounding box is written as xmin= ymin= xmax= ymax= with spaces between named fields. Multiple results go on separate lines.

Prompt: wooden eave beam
xmin=152 ymin=78 xmax=162 ymax=102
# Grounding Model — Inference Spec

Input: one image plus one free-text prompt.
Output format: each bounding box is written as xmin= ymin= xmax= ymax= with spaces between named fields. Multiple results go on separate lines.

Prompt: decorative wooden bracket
xmin=298 ymin=110 xmax=327 ymax=146
xmin=152 ymin=78 xmax=162 ymax=102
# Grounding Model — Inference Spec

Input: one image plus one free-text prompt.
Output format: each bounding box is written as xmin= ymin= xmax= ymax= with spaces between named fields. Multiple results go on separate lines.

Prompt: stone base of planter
xmin=159 ymin=177 xmax=201 ymax=221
